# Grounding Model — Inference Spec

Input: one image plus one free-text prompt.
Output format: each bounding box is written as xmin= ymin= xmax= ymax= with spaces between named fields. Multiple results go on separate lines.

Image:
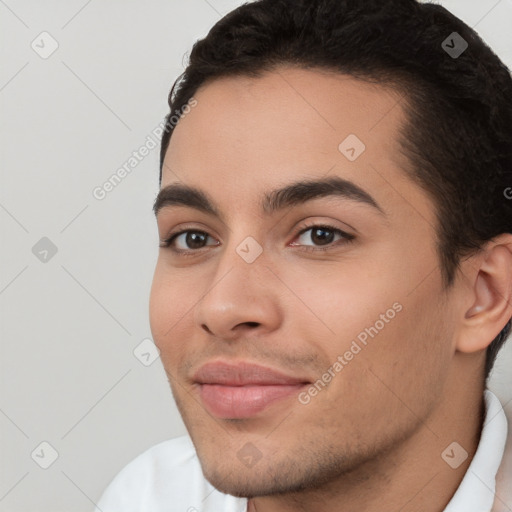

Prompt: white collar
xmin=443 ymin=389 xmax=508 ymax=511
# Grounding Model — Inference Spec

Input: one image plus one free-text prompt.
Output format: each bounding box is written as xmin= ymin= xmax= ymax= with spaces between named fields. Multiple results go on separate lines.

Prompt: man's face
xmin=150 ymin=67 xmax=458 ymax=497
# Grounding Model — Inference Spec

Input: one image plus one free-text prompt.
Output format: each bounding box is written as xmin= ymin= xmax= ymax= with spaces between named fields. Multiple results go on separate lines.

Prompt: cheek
xmin=288 ymin=249 xmax=448 ymax=379
xmin=282 ymin=260 xmax=403 ymax=349
xmin=334 ymin=274 xmax=453 ymax=412
xmin=149 ymin=262 xmax=195 ymax=353
xmin=149 ymin=264 xmax=170 ymax=341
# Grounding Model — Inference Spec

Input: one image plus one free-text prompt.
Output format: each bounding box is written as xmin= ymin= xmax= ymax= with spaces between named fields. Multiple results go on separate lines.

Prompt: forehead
xmin=163 ymin=67 xmax=434 ymax=225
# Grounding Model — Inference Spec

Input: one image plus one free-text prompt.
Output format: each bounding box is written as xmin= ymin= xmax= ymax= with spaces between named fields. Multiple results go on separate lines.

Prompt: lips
xmin=193 ymin=361 xmax=310 ymax=419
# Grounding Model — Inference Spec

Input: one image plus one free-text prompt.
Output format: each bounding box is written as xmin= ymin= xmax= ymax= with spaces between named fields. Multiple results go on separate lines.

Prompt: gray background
xmin=0 ymin=0 xmax=511 ymax=510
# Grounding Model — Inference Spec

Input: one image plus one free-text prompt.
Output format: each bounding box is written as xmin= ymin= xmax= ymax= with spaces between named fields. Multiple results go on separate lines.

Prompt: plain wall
xmin=0 ymin=0 xmax=511 ymax=510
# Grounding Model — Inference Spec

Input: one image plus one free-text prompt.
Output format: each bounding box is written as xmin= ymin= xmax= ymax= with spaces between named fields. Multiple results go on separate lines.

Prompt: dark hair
xmin=159 ymin=0 xmax=512 ymax=379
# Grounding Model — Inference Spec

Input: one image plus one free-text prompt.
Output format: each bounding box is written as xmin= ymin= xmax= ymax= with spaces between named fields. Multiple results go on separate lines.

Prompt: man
xmin=96 ymin=0 xmax=512 ymax=510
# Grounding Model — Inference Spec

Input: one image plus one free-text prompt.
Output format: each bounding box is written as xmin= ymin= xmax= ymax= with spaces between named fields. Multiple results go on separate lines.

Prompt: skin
xmin=149 ymin=66 xmax=512 ymax=512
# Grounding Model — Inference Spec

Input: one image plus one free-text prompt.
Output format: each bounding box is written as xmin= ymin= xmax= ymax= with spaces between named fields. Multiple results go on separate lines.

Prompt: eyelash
xmin=159 ymin=222 xmax=355 ymax=256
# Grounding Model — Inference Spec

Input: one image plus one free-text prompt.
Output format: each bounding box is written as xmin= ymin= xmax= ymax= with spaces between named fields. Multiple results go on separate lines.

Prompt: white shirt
xmin=95 ymin=390 xmax=510 ymax=512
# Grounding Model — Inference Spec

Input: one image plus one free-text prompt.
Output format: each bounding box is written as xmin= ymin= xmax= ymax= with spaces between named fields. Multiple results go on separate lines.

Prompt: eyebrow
xmin=152 ymin=176 xmax=385 ymax=219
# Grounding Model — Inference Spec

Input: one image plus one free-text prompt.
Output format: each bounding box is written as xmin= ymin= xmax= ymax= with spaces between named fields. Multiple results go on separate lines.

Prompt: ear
xmin=455 ymin=233 xmax=512 ymax=354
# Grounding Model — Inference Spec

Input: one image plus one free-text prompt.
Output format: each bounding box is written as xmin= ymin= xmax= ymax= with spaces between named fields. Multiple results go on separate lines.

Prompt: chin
xmin=201 ymin=465 xmax=293 ymax=498
xmin=197 ymin=450 xmax=355 ymax=499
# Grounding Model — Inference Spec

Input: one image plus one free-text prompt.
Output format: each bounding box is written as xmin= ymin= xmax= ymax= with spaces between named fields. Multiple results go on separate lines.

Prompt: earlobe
xmin=457 ymin=239 xmax=512 ymax=354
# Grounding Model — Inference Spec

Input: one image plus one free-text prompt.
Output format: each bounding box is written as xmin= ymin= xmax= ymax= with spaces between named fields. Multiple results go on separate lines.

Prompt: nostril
xmin=201 ymin=324 xmax=213 ymax=334
xmin=245 ymin=322 xmax=260 ymax=328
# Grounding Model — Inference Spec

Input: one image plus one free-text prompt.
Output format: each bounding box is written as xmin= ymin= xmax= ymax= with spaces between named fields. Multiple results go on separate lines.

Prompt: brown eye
xmin=310 ymin=227 xmax=335 ymax=245
xmin=183 ymin=231 xmax=208 ymax=249
xmin=161 ymin=230 xmax=219 ymax=251
xmin=294 ymin=225 xmax=353 ymax=248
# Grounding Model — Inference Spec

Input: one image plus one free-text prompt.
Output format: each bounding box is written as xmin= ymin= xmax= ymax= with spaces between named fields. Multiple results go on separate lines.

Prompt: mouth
xmin=193 ymin=360 xmax=310 ymax=419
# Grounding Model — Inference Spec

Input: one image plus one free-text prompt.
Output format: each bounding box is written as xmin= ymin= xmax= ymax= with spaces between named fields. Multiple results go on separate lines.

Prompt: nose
xmin=193 ymin=242 xmax=282 ymax=341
